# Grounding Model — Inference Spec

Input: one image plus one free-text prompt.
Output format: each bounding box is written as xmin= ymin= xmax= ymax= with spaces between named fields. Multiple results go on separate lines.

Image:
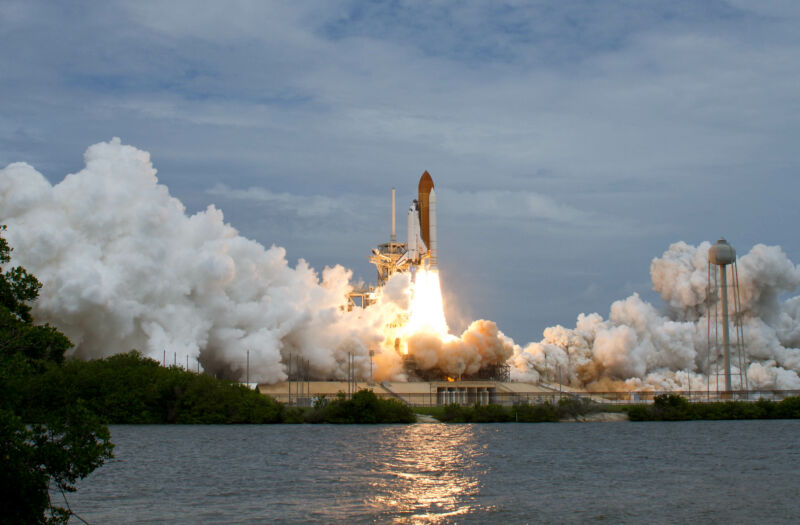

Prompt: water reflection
xmin=366 ymin=424 xmax=487 ymax=523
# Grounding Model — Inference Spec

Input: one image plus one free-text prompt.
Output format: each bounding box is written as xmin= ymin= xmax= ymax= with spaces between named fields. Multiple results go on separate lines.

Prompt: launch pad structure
xmin=347 ymin=171 xmax=438 ymax=309
xmin=259 ymin=379 xmax=559 ymax=407
xmin=343 ymin=171 xmax=512 ymax=383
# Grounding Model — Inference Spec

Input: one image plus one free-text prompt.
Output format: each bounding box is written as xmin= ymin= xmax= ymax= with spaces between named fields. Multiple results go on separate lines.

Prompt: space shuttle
xmin=405 ymin=171 xmax=437 ymax=268
xmin=367 ymin=171 xmax=438 ymax=287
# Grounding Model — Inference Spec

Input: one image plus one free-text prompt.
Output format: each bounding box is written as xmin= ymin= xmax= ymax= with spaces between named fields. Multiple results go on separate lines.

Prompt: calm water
xmin=67 ymin=421 xmax=800 ymax=524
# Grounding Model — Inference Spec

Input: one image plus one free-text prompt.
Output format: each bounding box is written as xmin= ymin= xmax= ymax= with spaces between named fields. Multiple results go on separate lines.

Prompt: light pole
xmin=558 ymin=365 xmax=562 ymax=398
xmin=369 ymin=350 xmax=374 ymax=385
xmin=246 ymin=349 xmax=250 ymax=386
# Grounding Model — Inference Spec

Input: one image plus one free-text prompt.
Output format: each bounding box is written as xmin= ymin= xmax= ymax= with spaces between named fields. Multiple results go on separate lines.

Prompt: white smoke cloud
xmin=512 ymin=240 xmax=800 ymax=391
xmin=0 ymin=138 xmax=414 ymax=383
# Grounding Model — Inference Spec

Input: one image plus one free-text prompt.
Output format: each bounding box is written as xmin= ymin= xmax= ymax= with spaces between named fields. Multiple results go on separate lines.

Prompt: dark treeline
xmin=11 ymin=351 xmax=284 ymax=424
xmin=11 ymin=351 xmax=415 ymax=425
xmin=626 ymin=394 xmax=800 ymax=421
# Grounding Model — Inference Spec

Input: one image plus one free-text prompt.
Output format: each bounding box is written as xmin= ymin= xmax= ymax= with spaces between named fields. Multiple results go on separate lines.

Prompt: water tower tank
xmin=708 ymin=238 xmax=736 ymax=266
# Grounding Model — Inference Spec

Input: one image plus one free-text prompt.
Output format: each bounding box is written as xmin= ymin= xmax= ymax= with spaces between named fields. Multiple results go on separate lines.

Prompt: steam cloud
xmin=407 ymin=320 xmax=516 ymax=378
xmin=4 ymin=139 xmax=800 ymax=390
xmin=0 ymin=139 xmax=510 ymax=382
xmin=511 ymin=241 xmax=800 ymax=390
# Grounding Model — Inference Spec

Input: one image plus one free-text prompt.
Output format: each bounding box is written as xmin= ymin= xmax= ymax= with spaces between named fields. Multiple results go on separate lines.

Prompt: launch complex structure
xmin=344 ymin=172 xmax=511 ymax=382
xmin=346 ymin=171 xmax=438 ymax=309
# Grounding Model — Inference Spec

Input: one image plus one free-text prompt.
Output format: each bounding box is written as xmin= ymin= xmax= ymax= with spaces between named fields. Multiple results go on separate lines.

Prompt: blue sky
xmin=2 ymin=0 xmax=799 ymax=344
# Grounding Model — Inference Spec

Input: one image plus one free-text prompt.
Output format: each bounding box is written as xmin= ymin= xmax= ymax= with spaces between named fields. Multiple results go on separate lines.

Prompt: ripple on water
xmin=66 ymin=421 xmax=800 ymax=524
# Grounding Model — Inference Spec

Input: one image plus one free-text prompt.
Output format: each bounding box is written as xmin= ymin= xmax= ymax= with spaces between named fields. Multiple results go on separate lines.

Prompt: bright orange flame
xmin=404 ymin=269 xmax=455 ymax=341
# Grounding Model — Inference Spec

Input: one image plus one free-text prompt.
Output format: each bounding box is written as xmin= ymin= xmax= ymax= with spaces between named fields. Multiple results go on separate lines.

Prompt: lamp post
xmin=369 ymin=350 xmax=374 ymax=385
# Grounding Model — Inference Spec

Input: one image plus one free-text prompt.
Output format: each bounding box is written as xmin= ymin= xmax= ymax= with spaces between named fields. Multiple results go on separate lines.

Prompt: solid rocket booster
xmin=429 ymin=188 xmax=437 ymax=268
xmin=407 ymin=200 xmax=420 ymax=260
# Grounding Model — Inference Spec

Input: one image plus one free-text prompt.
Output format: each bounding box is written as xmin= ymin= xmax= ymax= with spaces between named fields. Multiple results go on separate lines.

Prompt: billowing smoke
xmin=407 ymin=319 xmax=516 ymax=378
xmin=511 ymin=241 xmax=800 ymax=390
xmin=0 ymin=139 xmax=512 ymax=382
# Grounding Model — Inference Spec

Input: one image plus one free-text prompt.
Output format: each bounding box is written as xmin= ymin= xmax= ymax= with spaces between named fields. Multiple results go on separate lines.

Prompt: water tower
xmin=707 ymin=238 xmax=748 ymax=394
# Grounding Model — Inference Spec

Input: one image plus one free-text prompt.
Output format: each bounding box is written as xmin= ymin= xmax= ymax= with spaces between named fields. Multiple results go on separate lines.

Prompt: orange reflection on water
xmin=366 ymin=425 xmax=488 ymax=523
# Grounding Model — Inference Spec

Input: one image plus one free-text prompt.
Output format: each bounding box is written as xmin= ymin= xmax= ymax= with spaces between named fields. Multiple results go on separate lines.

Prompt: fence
xmin=277 ymin=389 xmax=800 ymax=407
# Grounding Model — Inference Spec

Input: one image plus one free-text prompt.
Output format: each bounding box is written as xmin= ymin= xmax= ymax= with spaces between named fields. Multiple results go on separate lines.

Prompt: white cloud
xmin=443 ymin=188 xmax=591 ymax=225
xmin=207 ymin=184 xmax=363 ymax=219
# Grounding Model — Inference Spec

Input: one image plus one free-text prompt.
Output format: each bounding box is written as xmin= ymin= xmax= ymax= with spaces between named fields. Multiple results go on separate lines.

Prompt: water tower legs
xmin=720 ymin=265 xmax=732 ymax=392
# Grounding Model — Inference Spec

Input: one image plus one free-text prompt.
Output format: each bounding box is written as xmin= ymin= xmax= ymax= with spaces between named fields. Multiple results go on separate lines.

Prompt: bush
xmin=775 ymin=396 xmax=800 ymax=418
xmin=304 ymin=390 xmax=415 ymax=424
xmin=624 ymin=395 xmax=800 ymax=421
xmin=652 ymin=394 xmax=694 ymax=420
xmin=438 ymin=403 xmax=471 ymax=423
xmin=471 ymin=403 xmax=511 ymax=423
xmin=556 ymin=397 xmax=596 ymax=419
xmin=514 ymin=402 xmax=559 ymax=422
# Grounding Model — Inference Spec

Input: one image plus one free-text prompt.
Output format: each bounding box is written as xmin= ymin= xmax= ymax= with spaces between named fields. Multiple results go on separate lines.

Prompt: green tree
xmin=0 ymin=225 xmax=113 ymax=524
xmin=0 ymin=226 xmax=40 ymax=323
xmin=305 ymin=390 xmax=415 ymax=423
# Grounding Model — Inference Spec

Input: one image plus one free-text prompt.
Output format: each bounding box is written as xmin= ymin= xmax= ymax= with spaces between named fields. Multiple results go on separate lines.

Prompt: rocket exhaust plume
xmin=405 ymin=269 xmax=450 ymax=338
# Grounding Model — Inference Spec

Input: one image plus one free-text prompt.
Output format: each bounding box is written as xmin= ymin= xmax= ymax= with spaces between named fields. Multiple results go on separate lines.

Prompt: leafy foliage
xmin=0 ymin=225 xmax=113 ymax=524
xmin=626 ymin=394 xmax=800 ymax=421
xmin=14 ymin=351 xmax=286 ymax=425
xmin=1 ymin=406 xmax=113 ymax=525
xmin=304 ymin=389 xmax=416 ymax=424
xmin=513 ymin=402 xmax=559 ymax=422
xmin=0 ymin=226 xmax=41 ymax=324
